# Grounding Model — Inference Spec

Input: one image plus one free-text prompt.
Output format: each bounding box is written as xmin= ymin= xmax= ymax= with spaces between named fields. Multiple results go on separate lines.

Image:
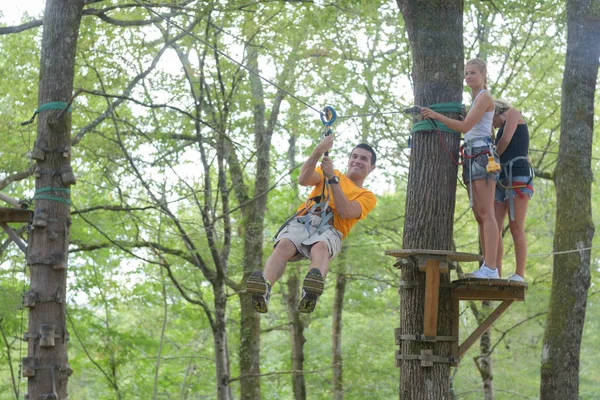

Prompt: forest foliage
xmin=0 ymin=0 xmax=599 ymax=398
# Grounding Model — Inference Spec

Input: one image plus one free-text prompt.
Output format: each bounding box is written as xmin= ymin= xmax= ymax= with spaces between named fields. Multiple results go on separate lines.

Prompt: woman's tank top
xmin=464 ymin=90 xmax=494 ymax=143
xmin=495 ymin=123 xmax=531 ymax=178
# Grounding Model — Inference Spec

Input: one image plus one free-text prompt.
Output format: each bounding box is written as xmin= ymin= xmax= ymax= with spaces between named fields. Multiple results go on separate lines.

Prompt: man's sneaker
xmin=246 ymin=271 xmax=271 ymax=313
xmin=508 ymin=274 xmax=525 ymax=282
xmin=465 ymin=264 xmax=500 ymax=279
xmin=298 ymin=268 xmax=324 ymax=313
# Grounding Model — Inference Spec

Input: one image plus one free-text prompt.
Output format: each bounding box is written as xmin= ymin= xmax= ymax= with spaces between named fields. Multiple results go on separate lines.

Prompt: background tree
xmin=540 ymin=0 xmax=600 ymax=398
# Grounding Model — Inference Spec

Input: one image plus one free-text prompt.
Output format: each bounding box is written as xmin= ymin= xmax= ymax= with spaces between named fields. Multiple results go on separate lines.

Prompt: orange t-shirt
xmin=297 ymin=167 xmax=377 ymax=239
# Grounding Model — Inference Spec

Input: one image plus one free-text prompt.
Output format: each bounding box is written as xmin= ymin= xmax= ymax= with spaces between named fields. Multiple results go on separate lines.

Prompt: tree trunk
xmin=284 ymin=127 xmax=307 ymax=400
xmin=395 ymin=1 xmax=464 ymax=398
xmin=476 ymin=302 xmax=494 ymax=400
xmin=540 ymin=1 xmax=599 ymax=398
xmin=238 ymin=40 xmax=266 ymax=400
xmin=287 ymin=269 xmax=307 ymax=400
xmin=332 ymin=252 xmax=347 ymax=400
xmin=214 ymin=285 xmax=233 ymax=400
xmin=25 ymin=0 xmax=83 ymax=398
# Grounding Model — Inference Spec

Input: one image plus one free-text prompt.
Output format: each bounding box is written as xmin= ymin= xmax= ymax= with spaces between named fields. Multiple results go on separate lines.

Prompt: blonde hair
xmin=466 ymin=58 xmax=488 ymax=89
xmin=493 ymin=98 xmax=512 ymax=115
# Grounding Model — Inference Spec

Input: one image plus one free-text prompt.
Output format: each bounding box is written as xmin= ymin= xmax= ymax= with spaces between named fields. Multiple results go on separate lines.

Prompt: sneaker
xmin=465 ymin=264 xmax=500 ymax=279
xmin=298 ymin=268 xmax=324 ymax=314
xmin=246 ymin=271 xmax=271 ymax=313
xmin=508 ymin=274 xmax=525 ymax=282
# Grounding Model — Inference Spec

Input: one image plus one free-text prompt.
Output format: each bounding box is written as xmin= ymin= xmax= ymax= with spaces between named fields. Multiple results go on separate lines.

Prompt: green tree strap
xmin=33 ymin=187 xmax=71 ymax=205
xmin=21 ymin=101 xmax=73 ymax=126
xmin=411 ymin=102 xmax=465 ymax=135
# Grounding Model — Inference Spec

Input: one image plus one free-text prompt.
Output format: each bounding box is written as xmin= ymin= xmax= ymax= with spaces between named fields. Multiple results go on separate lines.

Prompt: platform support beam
xmin=424 ymin=259 xmax=441 ymax=337
xmin=458 ymin=300 xmax=513 ymax=359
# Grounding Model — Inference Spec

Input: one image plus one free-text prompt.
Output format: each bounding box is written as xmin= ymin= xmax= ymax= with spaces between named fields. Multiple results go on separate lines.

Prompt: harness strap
xmin=500 ymin=156 xmax=534 ymax=221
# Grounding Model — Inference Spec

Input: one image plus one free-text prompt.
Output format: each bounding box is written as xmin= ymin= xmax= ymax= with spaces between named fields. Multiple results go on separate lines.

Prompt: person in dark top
xmin=493 ymin=99 xmax=534 ymax=282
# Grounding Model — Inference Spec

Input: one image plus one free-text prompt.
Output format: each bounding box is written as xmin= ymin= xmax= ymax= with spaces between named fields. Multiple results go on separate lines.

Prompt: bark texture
xmin=26 ymin=0 xmax=83 ymax=398
xmin=540 ymin=1 xmax=599 ymax=398
xmin=395 ymin=0 xmax=464 ymax=398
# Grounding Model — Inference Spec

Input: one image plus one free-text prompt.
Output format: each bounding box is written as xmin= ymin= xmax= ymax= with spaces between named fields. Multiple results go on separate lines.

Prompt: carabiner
xmin=320 ymin=106 xmax=337 ymax=127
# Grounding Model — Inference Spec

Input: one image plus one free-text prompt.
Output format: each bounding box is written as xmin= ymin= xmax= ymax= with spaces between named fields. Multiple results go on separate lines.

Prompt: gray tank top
xmin=464 ymin=90 xmax=494 ymax=143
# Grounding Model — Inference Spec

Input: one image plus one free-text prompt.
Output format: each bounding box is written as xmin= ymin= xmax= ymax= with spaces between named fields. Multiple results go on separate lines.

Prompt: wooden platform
xmin=452 ymin=278 xmax=527 ymax=300
xmin=388 ymin=248 xmax=528 ymax=367
xmin=0 ymin=208 xmax=31 ymax=223
xmin=385 ymin=249 xmax=483 ymax=263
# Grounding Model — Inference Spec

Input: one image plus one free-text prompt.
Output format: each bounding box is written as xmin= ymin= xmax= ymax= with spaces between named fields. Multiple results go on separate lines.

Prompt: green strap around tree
xmin=33 ymin=187 xmax=71 ymax=205
xmin=21 ymin=101 xmax=73 ymax=126
xmin=411 ymin=102 xmax=465 ymax=135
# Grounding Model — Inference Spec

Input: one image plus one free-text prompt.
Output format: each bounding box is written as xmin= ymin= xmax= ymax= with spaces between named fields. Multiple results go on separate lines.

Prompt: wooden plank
xmin=453 ymin=277 xmax=528 ymax=288
xmin=385 ymin=248 xmax=482 ymax=263
xmin=423 ymin=259 xmax=440 ymax=337
xmin=0 ymin=208 xmax=31 ymax=223
xmin=458 ymin=300 xmax=514 ymax=358
xmin=451 ymin=287 xmax=525 ymax=301
xmin=451 ymin=297 xmax=459 ymax=366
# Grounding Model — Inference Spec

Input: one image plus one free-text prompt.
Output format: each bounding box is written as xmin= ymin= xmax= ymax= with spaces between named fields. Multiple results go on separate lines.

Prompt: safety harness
xmin=460 ymin=137 xmax=500 ymax=208
xmin=497 ymin=156 xmax=534 ymax=221
xmin=273 ymin=106 xmax=337 ymax=240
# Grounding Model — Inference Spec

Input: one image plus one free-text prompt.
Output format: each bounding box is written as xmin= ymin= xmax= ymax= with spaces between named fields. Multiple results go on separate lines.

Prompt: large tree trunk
xmin=540 ymin=1 xmax=599 ymax=398
xmin=25 ymin=0 xmax=83 ymax=398
xmin=395 ymin=1 xmax=464 ymax=398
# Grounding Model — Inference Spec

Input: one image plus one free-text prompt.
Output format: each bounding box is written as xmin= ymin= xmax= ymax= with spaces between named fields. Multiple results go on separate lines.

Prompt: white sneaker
xmin=466 ymin=264 xmax=500 ymax=279
xmin=508 ymin=274 xmax=525 ymax=282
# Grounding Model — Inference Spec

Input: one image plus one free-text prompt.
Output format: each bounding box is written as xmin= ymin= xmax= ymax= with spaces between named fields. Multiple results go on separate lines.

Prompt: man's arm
xmin=320 ymin=154 xmax=363 ymax=220
xmin=298 ymin=135 xmax=334 ymax=186
xmin=329 ymin=182 xmax=363 ymax=219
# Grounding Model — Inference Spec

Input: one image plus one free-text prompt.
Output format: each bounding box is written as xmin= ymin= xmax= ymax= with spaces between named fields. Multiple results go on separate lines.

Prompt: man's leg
xmin=247 ymin=238 xmax=298 ymax=313
xmin=264 ymin=238 xmax=298 ymax=285
xmin=298 ymin=241 xmax=330 ymax=314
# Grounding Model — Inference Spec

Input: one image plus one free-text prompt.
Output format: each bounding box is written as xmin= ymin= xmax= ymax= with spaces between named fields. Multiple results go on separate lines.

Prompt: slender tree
xmin=395 ymin=0 xmax=464 ymax=398
xmin=540 ymin=1 xmax=600 ymax=398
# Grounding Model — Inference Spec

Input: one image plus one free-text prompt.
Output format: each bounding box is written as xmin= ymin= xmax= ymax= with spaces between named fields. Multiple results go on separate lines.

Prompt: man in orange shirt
xmin=247 ymin=135 xmax=377 ymax=313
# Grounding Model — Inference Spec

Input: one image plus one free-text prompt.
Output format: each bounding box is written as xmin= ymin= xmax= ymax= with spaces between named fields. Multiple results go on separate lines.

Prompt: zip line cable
xmin=133 ymin=0 xmax=419 ymax=121
xmin=134 ymin=0 xmax=323 ymax=116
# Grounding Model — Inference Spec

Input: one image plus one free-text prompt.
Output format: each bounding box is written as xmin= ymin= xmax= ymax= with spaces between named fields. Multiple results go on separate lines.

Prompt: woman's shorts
xmin=495 ymin=176 xmax=534 ymax=203
xmin=274 ymin=214 xmax=343 ymax=262
xmin=462 ymin=146 xmax=500 ymax=184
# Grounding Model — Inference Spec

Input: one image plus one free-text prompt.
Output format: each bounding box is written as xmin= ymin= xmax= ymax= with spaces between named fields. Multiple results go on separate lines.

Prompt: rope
xmin=411 ymin=102 xmax=465 ymax=134
xmin=32 ymin=187 xmax=71 ymax=205
xmin=21 ymin=102 xmax=72 ymax=126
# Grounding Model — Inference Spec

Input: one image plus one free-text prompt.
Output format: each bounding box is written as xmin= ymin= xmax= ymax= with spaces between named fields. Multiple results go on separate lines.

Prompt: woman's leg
xmin=509 ymin=196 xmax=530 ymax=278
xmin=472 ymin=178 xmax=498 ymax=268
xmin=494 ymin=201 xmax=508 ymax=278
xmin=468 ymin=186 xmax=485 ymax=255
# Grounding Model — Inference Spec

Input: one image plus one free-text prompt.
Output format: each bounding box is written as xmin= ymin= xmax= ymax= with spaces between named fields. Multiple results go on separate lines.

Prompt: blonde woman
xmin=493 ymin=99 xmax=533 ymax=282
xmin=421 ymin=58 xmax=500 ymax=278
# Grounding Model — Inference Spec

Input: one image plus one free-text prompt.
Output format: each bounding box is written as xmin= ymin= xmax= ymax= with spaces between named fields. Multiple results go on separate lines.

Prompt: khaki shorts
xmin=275 ymin=214 xmax=343 ymax=262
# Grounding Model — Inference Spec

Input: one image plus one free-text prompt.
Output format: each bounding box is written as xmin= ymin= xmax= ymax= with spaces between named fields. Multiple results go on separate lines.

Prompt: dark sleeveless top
xmin=495 ymin=123 xmax=530 ymax=178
